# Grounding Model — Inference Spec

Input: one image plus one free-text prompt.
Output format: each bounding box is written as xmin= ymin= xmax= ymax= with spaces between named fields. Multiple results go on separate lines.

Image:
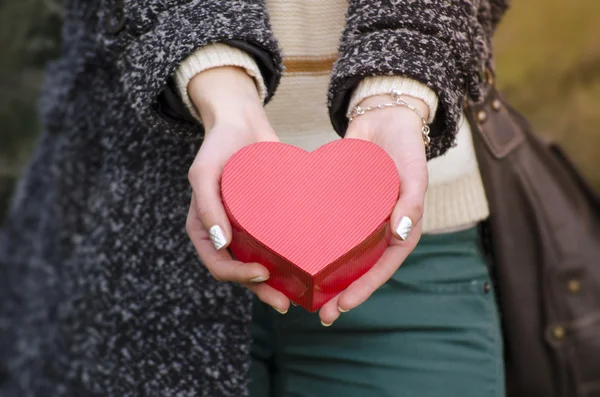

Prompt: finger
xmin=390 ymin=160 xmax=428 ymax=241
xmin=318 ymin=293 xmax=342 ymax=327
xmin=337 ymin=222 xmax=422 ymax=312
xmin=186 ymin=195 xmax=269 ymax=283
xmin=244 ymin=282 xmax=290 ymax=315
xmin=188 ymin=158 xmax=231 ymax=251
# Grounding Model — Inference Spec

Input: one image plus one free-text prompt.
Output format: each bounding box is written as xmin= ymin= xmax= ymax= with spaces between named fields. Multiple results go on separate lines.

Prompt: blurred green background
xmin=0 ymin=0 xmax=63 ymax=222
xmin=1 ymin=1 xmax=599 ymax=223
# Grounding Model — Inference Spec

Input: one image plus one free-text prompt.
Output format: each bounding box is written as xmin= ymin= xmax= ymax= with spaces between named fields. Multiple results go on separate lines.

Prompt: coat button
xmin=567 ymin=279 xmax=581 ymax=294
xmin=552 ymin=326 xmax=566 ymax=341
xmin=491 ymin=99 xmax=502 ymax=111
xmin=477 ymin=110 xmax=487 ymax=123
xmin=106 ymin=0 xmax=126 ymax=34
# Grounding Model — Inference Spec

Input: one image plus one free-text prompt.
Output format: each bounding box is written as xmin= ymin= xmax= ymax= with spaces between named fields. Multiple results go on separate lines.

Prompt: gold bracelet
xmin=348 ymin=88 xmax=431 ymax=147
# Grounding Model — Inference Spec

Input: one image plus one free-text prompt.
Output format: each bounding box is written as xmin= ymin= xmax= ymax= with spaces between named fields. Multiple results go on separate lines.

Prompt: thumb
xmin=390 ymin=164 xmax=428 ymax=241
xmin=188 ymin=161 xmax=232 ymax=250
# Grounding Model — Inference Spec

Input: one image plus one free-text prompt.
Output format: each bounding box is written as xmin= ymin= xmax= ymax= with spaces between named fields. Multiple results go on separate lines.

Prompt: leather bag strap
xmin=465 ymin=88 xmax=525 ymax=159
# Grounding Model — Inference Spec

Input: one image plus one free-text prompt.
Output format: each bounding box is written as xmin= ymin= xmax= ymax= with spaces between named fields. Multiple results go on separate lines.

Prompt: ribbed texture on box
xmin=221 ymin=139 xmax=399 ymax=310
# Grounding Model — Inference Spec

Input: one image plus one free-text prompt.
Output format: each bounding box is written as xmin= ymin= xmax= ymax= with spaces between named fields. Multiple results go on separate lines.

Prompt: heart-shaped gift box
xmin=221 ymin=139 xmax=399 ymax=311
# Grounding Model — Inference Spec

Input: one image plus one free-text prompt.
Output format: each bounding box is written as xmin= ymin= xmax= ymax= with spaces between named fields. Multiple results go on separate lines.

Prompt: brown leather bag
xmin=465 ymin=89 xmax=600 ymax=397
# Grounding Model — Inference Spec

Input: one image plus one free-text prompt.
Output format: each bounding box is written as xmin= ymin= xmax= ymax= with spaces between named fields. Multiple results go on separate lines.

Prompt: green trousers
xmin=250 ymin=226 xmax=505 ymax=397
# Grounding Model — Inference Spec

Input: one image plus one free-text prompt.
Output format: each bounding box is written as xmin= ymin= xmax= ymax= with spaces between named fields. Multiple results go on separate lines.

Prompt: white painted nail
xmin=338 ymin=307 xmax=349 ymax=313
xmin=249 ymin=276 xmax=269 ymax=283
xmin=274 ymin=307 xmax=288 ymax=315
xmin=395 ymin=216 xmax=413 ymax=241
xmin=209 ymin=225 xmax=227 ymax=250
xmin=321 ymin=320 xmax=332 ymax=327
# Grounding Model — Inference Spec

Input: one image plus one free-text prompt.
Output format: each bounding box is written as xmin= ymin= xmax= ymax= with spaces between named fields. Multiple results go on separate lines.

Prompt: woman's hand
xmin=318 ymin=94 xmax=430 ymax=325
xmin=186 ymin=66 xmax=291 ymax=314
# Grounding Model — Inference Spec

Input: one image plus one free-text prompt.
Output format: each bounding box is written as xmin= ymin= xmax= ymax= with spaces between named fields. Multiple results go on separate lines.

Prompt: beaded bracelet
xmin=348 ymin=88 xmax=431 ymax=147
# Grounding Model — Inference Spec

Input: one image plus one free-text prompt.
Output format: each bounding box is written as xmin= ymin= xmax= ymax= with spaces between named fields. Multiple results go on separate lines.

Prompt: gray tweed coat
xmin=0 ymin=0 xmax=508 ymax=396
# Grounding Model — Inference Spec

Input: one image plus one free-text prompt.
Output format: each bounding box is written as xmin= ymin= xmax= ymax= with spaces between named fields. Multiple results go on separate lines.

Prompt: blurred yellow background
xmin=495 ymin=0 xmax=600 ymax=188
xmin=0 ymin=1 xmax=599 ymax=221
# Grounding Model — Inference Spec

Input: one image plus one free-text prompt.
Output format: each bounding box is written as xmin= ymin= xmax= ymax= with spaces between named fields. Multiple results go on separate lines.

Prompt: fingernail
xmin=209 ymin=225 xmax=227 ymax=250
xmin=250 ymin=276 xmax=269 ymax=283
xmin=273 ymin=307 xmax=288 ymax=315
xmin=321 ymin=320 xmax=332 ymax=327
xmin=395 ymin=216 xmax=413 ymax=241
xmin=338 ymin=307 xmax=349 ymax=313
xmin=291 ymin=302 xmax=298 ymax=306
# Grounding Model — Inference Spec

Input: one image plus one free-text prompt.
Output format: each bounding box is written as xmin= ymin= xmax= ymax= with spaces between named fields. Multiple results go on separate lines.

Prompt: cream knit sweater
xmin=175 ymin=0 xmax=489 ymax=234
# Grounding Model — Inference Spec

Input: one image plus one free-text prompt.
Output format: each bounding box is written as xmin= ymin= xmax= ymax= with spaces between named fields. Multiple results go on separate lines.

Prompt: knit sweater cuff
xmin=174 ymin=43 xmax=268 ymax=122
xmin=348 ymin=76 xmax=439 ymax=124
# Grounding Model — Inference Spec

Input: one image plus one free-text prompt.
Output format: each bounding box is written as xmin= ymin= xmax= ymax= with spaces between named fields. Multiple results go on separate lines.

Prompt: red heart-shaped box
xmin=222 ymin=139 xmax=399 ymax=311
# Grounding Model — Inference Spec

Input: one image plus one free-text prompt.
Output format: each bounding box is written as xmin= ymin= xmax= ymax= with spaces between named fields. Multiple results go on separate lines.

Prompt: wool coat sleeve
xmin=115 ymin=0 xmax=282 ymax=137
xmin=328 ymin=0 xmax=498 ymax=159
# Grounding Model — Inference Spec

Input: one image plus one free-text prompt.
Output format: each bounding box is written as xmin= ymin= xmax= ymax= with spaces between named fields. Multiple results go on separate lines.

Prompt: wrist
xmin=357 ymin=94 xmax=430 ymax=122
xmin=347 ymin=93 xmax=430 ymax=150
xmin=188 ymin=66 xmax=263 ymax=129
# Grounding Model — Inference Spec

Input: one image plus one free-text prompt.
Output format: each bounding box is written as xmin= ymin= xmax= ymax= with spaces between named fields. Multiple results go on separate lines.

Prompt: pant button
xmin=483 ymin=282 xmax=491 ymax=293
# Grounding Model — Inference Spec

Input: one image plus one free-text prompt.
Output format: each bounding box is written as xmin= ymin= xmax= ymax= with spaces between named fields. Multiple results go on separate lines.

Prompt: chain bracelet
xmin=348 ymin=88 xmax=431 ymax=147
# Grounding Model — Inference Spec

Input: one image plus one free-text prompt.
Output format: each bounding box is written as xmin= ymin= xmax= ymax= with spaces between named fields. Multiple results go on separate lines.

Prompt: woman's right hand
xmin=185 ymin=66 xmax=291 ymax=314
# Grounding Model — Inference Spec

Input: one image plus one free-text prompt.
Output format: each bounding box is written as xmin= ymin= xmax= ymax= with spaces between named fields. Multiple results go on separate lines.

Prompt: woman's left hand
xmin=318 ymin=95 xmax=430 ymax=326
